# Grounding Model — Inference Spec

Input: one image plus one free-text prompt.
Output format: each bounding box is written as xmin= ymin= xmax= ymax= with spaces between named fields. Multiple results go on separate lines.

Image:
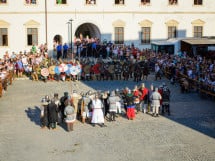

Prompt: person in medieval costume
xmin=64 ymin=102 xmax=76 ymax=132
xmin=40 ymin=95 xmax=50 ymax=129
xmin=124 ymin=89 xmax=135 ymax=120
xmin=80 ymin=91 xmax=92 ymax=123
xmin=91 ymin=93 xmax=106 ymax=127
xmin=107 ymin=90 xmax=121 ymax=121
xmin=70 ymin=90 xmax=82 ymax=119
xmin=139 ymin=83 xmax=149 ymax=114
xmin=47 ymin=98 xmax=58 ymax=129
xmin=53 ymin=93 xmax=61 ymax=124
xmin=150 ymin=87 xmax=162 ymax=117
xmin=133 ymin=85 xmax=141 ymax=113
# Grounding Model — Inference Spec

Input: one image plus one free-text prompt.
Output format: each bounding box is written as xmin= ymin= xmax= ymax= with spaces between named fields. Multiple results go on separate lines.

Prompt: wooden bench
xmin=199 ymin=89 xmax=215 ymax=100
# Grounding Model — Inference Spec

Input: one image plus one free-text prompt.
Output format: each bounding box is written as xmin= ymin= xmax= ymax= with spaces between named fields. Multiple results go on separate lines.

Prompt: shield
xmin=54 ymin=66 xmax=60 ymax=74
xmin=69 ymin=65 xmax=78 ymax=75
xmin=108 ymin=64 xmax=115 ymax=74
xmin=48 ymin=66 xmax=55 ymax=75
xmin=83 ymin=65 xmax=91 ymax=74
xmin=59 ymin=63 xmax=68 ymax=73
xmin=41 ymin=68 xmax=49 ymax=77
xmin=66 ymin=64 xmax=72 ymax=75
xmin=75 ymin=65 xmax=82 ymax=74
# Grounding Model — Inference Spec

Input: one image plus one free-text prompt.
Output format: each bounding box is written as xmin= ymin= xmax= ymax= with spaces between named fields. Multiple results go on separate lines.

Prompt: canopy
xmin=181 ymin=38 xmax=215 ymax=45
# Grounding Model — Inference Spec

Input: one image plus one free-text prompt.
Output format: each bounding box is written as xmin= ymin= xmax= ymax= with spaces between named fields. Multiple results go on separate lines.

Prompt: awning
xmin=181 ymin=39 xmax=215 ymax=45
xmin=151 ymin=38 xmax=180 ymax=45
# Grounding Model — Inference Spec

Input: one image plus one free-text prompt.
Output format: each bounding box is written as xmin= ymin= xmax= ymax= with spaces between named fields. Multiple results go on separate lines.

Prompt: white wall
xmin=0 ymin=0 xmax=215 ymax=57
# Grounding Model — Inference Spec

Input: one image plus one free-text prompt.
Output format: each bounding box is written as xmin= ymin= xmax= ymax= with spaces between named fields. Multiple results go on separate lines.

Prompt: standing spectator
xmin=56 ymin=43 xmax=62 ymax=60
xmin=63 ymin=43 xmax=69 ymax=59
xmin=150 ymin=87 xmax=162 ymax=117
xmin=31 ymin=44 xmax=37 ymax=54
xmin=16 ymin=58 xmax=24 ymax=78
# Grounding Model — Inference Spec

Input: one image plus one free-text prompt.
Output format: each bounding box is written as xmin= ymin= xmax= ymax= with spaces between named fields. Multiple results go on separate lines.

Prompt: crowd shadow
xmin=82 ymin=79 xmax=215 ymax=139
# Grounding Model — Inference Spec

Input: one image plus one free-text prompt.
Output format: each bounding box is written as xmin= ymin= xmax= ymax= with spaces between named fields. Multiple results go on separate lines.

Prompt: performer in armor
xmin=80 ymin=92 xmax=92 ymax=123
xmin=40 ymin=95 xmax=50 ymax=129
xmin=150 ymin=87 xmax=162 ymax=117
xmin=64 ymin=102 xmax=76 ymax=132
xmin=107 ymin=90 xmax=121 ymax=121
xmin=161 ymin=84 xmax=171 ymax=115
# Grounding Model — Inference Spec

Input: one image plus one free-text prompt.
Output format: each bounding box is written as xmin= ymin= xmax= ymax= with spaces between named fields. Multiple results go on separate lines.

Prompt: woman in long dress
xmin=91 ymin=94 xmax=106 ymax=127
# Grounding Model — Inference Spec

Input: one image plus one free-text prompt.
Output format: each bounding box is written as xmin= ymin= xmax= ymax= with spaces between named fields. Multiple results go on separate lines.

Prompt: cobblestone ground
xmin=0 ymin=74 xmax=215 ymax=161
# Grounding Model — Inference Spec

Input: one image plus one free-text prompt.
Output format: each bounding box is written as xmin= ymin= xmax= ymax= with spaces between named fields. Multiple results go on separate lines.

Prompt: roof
xmin=181 ymin=38 xmax=215 ymax=45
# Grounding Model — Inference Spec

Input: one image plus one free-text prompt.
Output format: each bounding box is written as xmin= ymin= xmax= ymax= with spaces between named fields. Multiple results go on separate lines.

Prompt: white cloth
xmin=91 ymin=99 xmax=104 ymax=124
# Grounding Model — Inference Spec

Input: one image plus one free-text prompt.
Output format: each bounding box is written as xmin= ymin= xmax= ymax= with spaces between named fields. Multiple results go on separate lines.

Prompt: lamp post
xmin=45 ymin=0 xmax=48 ymax=44
xmin=69 ymin=19 xmax=73 ymax=52
xmin=66 ymin=21 xmax=71 ymax=46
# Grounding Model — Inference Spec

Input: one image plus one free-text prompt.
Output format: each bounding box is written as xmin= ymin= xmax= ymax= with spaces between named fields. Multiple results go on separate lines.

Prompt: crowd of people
xmin=0 ymin=38 xmax=214 ymax=96
xmin=40 ymin=82 xmax=171 ymax=132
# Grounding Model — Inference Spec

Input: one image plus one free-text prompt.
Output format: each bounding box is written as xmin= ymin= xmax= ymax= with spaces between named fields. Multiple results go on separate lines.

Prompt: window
xmin=25 ymin=0 xmax=37 ymax=4
xmin=115 ymin=0 xmax=124 ymax=5
xmin=86 ymin=0 xmax=96 ymax=5
xmin=141 ymin=27 xmax=150 ymax=44
xmin=194 ymin=0 xmax=202 ymax=5
xmin=141 ymin=0 xmax=150 ymax=5
xmin=27 ymin=28 xmax=38 ymax=46
xmin=169 ymin=0 xmax=177 ymax=5
xmin=168 ymin=26 xmax=177 ymax=38
xmin=114 ymin=27 xmax=124 ymax=44
xmin=0 ymin=28 xmax=8 ymax=46
xmin=0 ymin=0 xmax=7 ymax=4
xmin=194 ymin=26 xmax=203 ymax=38
xmin=56 ymin=0 xmax=67 ymax=4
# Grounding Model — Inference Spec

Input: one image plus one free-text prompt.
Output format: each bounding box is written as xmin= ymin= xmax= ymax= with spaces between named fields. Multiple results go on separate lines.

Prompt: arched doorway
xmin=75 ymin=23 xmax=101 ymax=40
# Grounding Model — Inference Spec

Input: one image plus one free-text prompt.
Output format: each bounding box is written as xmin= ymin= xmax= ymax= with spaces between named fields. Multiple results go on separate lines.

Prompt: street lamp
xmin=66 ymin=21 xmax=71 ymax=46
xmin=69 ymin=18 xmax=73 ymax=52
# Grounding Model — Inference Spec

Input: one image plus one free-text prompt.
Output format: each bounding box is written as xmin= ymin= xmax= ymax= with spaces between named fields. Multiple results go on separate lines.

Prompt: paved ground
xmin=0 ymin=74 xmax=215 ymax=161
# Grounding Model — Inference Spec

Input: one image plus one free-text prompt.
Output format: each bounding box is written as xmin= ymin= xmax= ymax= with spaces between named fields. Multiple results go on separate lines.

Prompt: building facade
xmin=0 ymin=0 xmax=215 ymax=57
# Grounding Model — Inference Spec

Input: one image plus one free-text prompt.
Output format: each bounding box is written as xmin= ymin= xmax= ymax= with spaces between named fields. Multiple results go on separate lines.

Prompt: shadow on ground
xmin=25 ymin=106 xmax=41 ymax=127
xmin=81 ymin=80 xmax=215 ymax=139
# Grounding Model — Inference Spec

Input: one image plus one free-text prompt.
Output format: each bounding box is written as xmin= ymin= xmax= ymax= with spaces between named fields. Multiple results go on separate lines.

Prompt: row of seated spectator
xmin=162 ymin=54 xmax=215 ymax=99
